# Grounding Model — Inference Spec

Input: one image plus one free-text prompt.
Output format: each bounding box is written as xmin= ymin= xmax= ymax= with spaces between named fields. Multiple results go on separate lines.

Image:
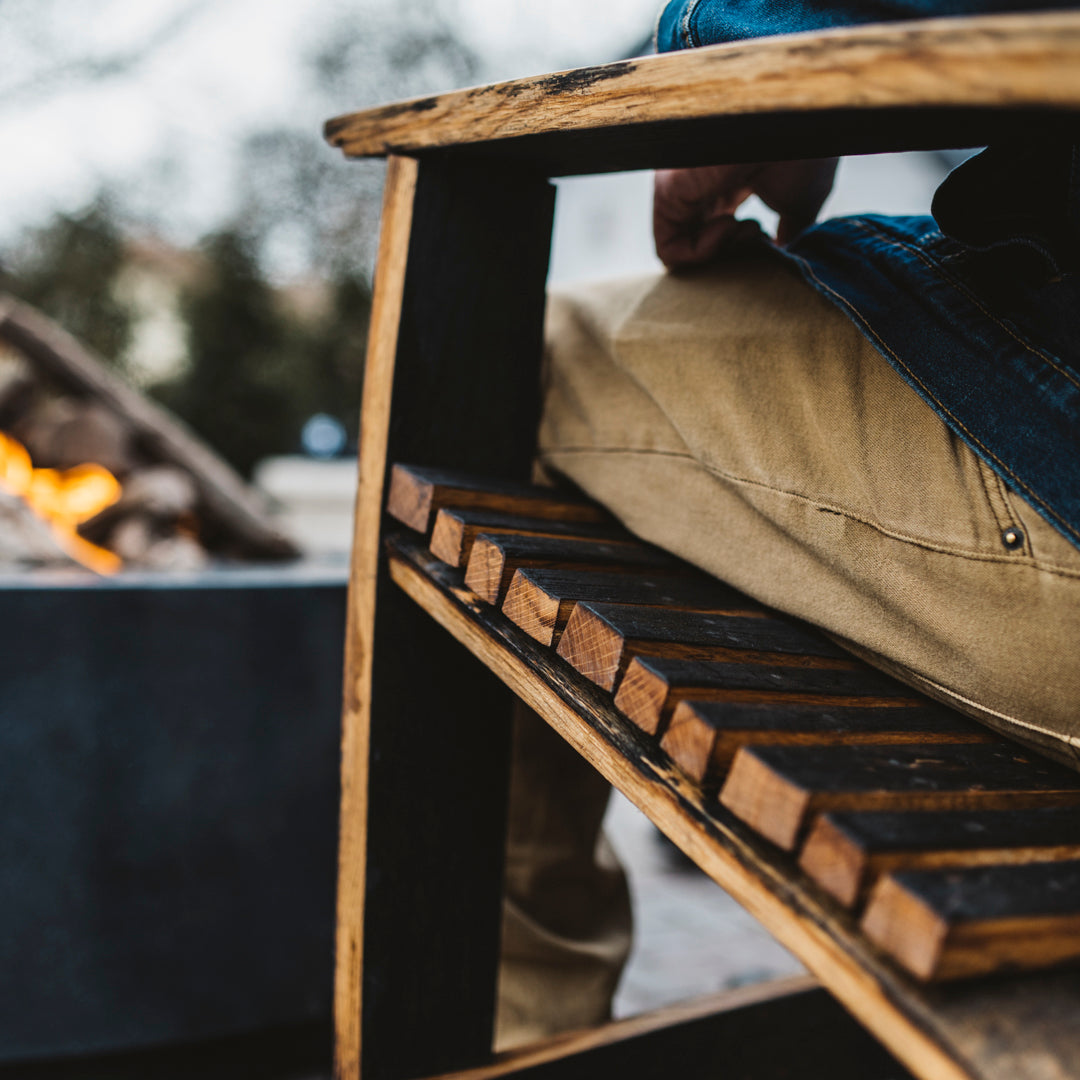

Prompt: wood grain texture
xmin=385 ymin=533 xmax=1080 ymax=1080
xmin=325 ymin=13 xmax=1080 ymax=175
xmin=501 ymin=567 xmax=756 ymax=648
xmin=335 ymin=159 xmax=556 ymax=1080
xmin=661 ymin=702 xmax=988 ymax=787
xmin=800 ymin=808 xmax=1080 ymax=910
xmin=424 ymin=977 xmax=907 ymax=1080
xmin=720 ymin=744 xmax=1080 ymax=853
xmin=464 ymin=533 xmax=676 ymax=607
xmin=862 ymin=861 xmax=1080 ymax=982
xmin=429 ymin=507 xmax=625 ymax=569
xmin=557 ymin=602 xmax=851 ymax=692
xmin=335 ymin=157 xmax=418 ymax=1080
xmin=387 ymin=463 xmax=604 ymax=535
xmin=615 ymin=656 xmax=901 ymax=737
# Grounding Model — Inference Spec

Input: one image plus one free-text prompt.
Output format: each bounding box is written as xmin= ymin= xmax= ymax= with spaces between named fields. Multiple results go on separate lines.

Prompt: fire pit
xmin=0 ymin=560 xmax=346 ymax=1061
xmin=0 ymin=297 xmax=347 ymax=1061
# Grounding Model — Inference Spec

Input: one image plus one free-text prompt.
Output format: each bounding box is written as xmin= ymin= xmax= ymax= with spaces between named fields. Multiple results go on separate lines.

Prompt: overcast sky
xmin=0 ymin=0 xmax=661 ymax=246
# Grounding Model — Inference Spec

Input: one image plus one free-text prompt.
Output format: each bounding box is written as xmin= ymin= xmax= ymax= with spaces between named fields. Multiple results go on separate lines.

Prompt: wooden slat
xmin=556 ymin=602 xmax=848 ymax=692
xmin=615 ymin=656 xmax=902 ymax=736
xmin=429 ymin=507 xmax=626 ymax=568
xmin=661 ymin=702 xmax=989 ymax=787
xmin=426 ymin=977 xmax=907 ymax=1080
xmin=387 ymin=463 xmax=606 ymax=535
xmin=720 ymin=744 xmax=1080 ymax=853
xmin=325 ymin=13 xmax=1080 ymax=175
xmin=800 ymin=807 xmax=1080 ymax=909
xmin=464 ymin=534 xmax=676 ymax=606
xmin=862 ymin=861 xmax=1080 ymax=982
xmin=502 ymin=566 xmax=758 ymax=648
xmin=335 ymin=160 xmax=557 ymax=1080
xmin=385 ymin=533 xmax=1080 ymax=1080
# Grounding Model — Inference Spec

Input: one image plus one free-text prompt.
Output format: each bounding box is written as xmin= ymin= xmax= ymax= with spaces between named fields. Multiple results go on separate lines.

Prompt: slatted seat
xmin=326 ymin=16 xmax=1080 ymax=1080
xmin=384 ymin=464 xmax=1080 ymax=989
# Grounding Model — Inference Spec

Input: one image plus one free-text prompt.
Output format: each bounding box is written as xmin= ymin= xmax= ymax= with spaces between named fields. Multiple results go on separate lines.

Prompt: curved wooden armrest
xmin=324 ymin=11 xmax=1080 ymax=174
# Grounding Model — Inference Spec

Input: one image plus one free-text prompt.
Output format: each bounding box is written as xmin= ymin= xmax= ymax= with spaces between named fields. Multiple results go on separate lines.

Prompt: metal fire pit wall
xmin=0 ymin=561 xmax=347 ymax=1061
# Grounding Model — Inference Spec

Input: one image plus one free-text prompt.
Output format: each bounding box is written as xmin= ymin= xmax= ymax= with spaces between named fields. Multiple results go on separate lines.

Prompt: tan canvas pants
xmin=496 ymin=249 xmax=1080 ymax=1048
xmin=537 ymin=251 xmax=1080 ymax=767
xmin=495 ymin=704 xmax=631 ymax=1049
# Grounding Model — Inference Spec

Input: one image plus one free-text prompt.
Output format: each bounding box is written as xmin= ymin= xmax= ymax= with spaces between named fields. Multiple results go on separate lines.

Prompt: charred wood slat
xmin=556 ymin=602 xmax=848 ymax=692
xmin=661 ymin=702 xmax=987 ymax=787
xmin=464 ymin=533 xmax=676 ymax=606
xmin=429 ymin=506 xmax=627 ymax=568
xmin=800 ymin=807 xmax=1080 ymax=909
xmin=324 ymin=14 xmax=1080 ymax=176
xmin=383 ymin=532 xmax=1080 ymax=1074
xmin=502 ymin=566 xmax=758 ymax=648
xmin=386 ymin=463 xmax=606 ymax=535
xmin=720 ymin=744 xmax=1080 ymax=852
xmin=861 ymin=860 xmax=1080 ymax=981
xmin=615 ymin=656 xmax=898 ymax=736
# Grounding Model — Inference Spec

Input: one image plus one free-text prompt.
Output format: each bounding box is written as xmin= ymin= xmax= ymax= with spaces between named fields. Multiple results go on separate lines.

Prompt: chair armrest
xmin=324 ymin=11 xmax=1080 ymax=175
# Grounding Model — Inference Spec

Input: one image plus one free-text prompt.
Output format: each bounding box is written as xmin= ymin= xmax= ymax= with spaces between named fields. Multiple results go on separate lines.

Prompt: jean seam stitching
xmin=539 ymin=445 xmax=1080 ymax=577
xmin=785 ymin=251 xmax=1080 ymax=546
xmin=853 ymin=218 xmax=1080 ymax=394
xmin=680 ymin=0 xmax=704 ymax=48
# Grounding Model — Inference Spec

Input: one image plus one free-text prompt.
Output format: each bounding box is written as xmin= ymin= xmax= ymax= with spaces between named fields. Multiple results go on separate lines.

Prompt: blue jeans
xmin=655 ymin=1 xmax=1080 ymax=548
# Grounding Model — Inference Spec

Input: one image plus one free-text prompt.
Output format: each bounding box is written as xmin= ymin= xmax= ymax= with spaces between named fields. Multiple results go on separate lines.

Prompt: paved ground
xmin=605 ymin=792 xmax=803 ymax=1017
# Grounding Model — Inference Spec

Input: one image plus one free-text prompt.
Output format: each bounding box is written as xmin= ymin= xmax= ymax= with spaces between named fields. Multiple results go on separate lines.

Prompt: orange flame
xmin=0 ymin=431 xmax=122 ymax=574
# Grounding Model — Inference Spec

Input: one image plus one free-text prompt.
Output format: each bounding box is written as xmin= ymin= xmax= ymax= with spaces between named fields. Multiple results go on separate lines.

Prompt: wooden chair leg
xmin=335 ymin=156 xmax=556 ymax=1080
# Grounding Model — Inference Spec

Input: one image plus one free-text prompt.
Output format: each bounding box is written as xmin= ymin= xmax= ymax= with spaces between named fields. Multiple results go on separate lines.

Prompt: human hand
xmin=653 ymin=159 xmax=838 ymax=269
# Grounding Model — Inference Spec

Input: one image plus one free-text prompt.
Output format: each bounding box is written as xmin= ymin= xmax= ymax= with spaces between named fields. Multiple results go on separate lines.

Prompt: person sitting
xmin=497 ymin=0 xmax=1080 ymax=1049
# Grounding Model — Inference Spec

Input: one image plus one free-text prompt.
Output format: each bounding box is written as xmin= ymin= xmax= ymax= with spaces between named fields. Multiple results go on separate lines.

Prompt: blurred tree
xmin=150 ymin=231 xmax=371 ymax=475
xmin=235 ymin=0 xmax=483 ymax=280
xmin=151 ymin=229 xmax=301 ymax=477
xmin=300 ymin=271 xmax=371 ymax=446
xmin=0 ymin=0 xmax=485 ymax=475
xmin=0 ymin=0 xmax=213 ymax=113
xmin=1 ymin=196 xmax=135 ymax=371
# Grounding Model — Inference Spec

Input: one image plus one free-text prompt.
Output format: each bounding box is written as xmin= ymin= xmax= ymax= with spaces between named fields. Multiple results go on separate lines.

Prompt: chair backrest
xmin=326 ymin=12 xmax=1080 ymax=174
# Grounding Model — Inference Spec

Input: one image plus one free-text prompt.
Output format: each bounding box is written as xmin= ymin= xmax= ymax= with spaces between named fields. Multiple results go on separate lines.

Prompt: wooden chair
xmin=323 ymin=14 xmax=1080 ymax=1080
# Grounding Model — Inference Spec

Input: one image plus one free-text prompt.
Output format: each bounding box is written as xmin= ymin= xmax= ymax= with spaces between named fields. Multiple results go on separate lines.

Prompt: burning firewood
xmin=0 ymin=294 xmax=300 ymax=573
xmin=0 ymin=489 xmax=80 ymax=568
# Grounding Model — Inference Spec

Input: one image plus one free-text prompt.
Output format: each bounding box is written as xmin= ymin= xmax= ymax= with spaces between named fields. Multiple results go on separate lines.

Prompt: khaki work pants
xmin=496 ymin=250 xmax=1080 ymax=1048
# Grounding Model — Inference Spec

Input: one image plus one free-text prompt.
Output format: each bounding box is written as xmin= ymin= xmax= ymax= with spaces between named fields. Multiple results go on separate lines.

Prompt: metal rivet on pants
xmin=1002 ymin=528 xmax=1024 ymax=550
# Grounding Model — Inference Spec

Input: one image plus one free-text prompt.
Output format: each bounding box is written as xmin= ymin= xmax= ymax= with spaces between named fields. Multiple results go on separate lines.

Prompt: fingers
xmin=656 ymin=213 xmax=741 ymax=269
xmin=655 ymin=166 xmax=755 ymax=218
xmin=653 ymin=158 xmax=840 ymax=265
xmin=776 ymin=208 xmax=819 ymax=246
xmin=760 ymin=158 xmax=839 ymax=244
xmin=653 ymin=165 xmax=759 ymax=268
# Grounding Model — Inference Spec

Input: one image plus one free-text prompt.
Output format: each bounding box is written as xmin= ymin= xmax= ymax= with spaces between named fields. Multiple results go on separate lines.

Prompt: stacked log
xmin=0 ymin=295 xmax=298 ymax=571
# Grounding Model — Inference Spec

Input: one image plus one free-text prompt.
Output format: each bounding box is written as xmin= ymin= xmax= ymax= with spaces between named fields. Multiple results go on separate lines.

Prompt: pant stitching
xmin=541 ymin=444 xmax=1080 ymax=579
xmin=787 ymin=255 xmax=1080 ymax=546
xmin=900 ymin=668 xmax=1080 ymax=763
xmin=975 ymin=457 xmax=1030 ymax=556
xmin=680 ymin=0 xmax=705 ymax=47
xmin=853 ymin=219 xmax=1080 ymax=393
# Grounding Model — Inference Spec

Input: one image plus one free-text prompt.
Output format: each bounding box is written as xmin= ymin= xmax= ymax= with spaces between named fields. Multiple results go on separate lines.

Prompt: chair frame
xmin=325 ymin=15 xmax=1080 ymax=1080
